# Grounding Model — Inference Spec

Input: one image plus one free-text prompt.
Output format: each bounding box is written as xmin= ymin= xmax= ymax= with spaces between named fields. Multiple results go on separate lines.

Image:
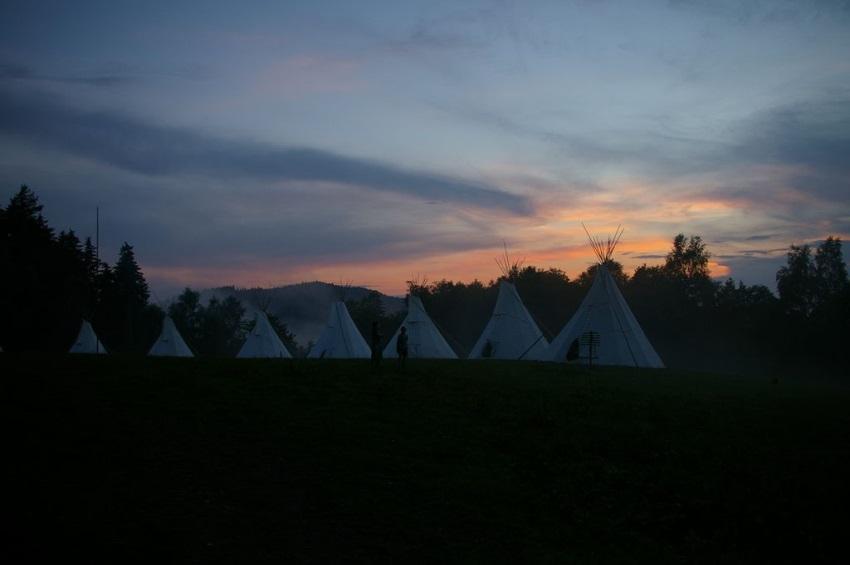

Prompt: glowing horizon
xmin=1 ymin=1 xmax=848 ymax=297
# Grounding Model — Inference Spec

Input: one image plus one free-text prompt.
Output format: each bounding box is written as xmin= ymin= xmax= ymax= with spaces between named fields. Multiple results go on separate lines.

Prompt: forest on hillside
xmin=1 ymin=185 xmax=848 ymax=374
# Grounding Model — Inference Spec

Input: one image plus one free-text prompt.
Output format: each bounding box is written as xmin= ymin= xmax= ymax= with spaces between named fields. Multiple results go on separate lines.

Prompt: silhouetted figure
xmin=566 ymin=338 xmax=580 ymax=362
xmin=371 ymin=321 xmax=382 ymax=374
xmin=396 ymin=326 xmax=409 ymax=371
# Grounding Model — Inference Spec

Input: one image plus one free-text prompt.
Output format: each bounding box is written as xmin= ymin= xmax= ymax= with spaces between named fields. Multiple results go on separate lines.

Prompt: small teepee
xmin=308 ymin=301 xmax=370 ymax=359
xmin=546 ymin=225 xmax=664 ymax=368
xmin=69 ymin=319 xmax=107 ymax=354
xmin=238 ymin=311 xmax=292 ymax=358
xmin=148 ymin=316 xmax=194 ymax=357
xmin=384 ymin=295 xmax=457 ymax=359
xmin=469 ymin=246 xmax=548 ymax=360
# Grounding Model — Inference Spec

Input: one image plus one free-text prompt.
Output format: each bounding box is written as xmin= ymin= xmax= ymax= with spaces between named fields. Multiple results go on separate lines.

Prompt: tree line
xmin=1 ymin=186 xmax=161 ymax=353
xmin=167 ymin=287 xmax=302 ymax=357
xmin=2 ymin=185 xmax=848 ymax=373
xmin=404 ymin=234 xmax=848 ymax=373
xmin=0 ymin=186 xmax=301 ymax=357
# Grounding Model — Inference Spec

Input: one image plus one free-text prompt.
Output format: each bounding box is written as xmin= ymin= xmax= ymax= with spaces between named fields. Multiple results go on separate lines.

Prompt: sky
xmin=1 ymin=0 xmax=849 ymax=296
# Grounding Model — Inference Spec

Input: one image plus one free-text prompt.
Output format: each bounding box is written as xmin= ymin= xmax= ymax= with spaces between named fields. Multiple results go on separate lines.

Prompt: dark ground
xmin=3 ymin=354 xmax=849 ymax=563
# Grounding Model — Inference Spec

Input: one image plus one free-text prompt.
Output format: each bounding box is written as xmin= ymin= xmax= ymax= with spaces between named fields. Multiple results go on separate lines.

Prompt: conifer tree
xmin=115 ymin=242 xmax=150 ymax=306
xmin=0 ymin=186 xmax=63 ymax=349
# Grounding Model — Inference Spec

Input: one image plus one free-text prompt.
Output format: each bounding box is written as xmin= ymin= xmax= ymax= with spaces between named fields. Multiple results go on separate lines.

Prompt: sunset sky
xmin=1 ymin=0 xmax=848 ymax=296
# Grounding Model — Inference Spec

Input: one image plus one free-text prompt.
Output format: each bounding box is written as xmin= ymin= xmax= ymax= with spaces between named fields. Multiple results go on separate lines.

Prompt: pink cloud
xmin=255 ymin=53 xmax=364 ymax=97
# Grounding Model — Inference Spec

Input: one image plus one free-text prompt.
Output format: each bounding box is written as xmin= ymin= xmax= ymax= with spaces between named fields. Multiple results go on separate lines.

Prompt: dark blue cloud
xmin=0 ymin=63 xmax=32 ymax=80
xmin=438 ymin=95 xmax=850 ymax=205
xmin=1 ymin=62 xmax=134 ymax=87
xmin=667 ymin=0 xmax=850 ymax=24
xmin=733 ymin=100 xmax=850 ymax=202
xmin=0 ymin=87 xmax=533 ymax=215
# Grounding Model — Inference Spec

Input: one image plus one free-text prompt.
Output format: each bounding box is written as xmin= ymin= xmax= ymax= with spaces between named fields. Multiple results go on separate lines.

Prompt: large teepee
xmin=546 ymin=225 xmax=664 ymax=368
xmin=384 ymin=295 xmax=457 ymax=359
xmin=308 ymin=301 xmax=371 ymax=359
xmin=238 ymin=311 xmax=292 ymax=358
xmin=148 ymin=316 xmax=194 ymax=357
xmin=69 ymin=319 xmax=107 ymax=354
xmin=469 ymin=247 xmax=548 ymax=360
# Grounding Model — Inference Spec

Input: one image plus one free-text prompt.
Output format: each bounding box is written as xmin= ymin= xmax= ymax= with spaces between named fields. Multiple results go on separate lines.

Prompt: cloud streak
xmin=437 ymin=94 xmax=850 ymax=213
xmin=0 ymin=87 xmax=532 ymax=215
xmin=1 ymin=61 xmax=134 ymax=87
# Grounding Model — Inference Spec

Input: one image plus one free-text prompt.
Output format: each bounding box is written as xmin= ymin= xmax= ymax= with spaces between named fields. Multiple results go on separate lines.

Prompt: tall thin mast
xmin=95 ymin=206 xmax=100 ymax=353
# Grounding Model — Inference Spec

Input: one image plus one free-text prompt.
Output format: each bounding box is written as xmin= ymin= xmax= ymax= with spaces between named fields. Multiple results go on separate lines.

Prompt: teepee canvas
xmin=384 ymin=295 xmax=457 ymax=359
xmin=308 ymin=301 xmax=370 ymax=359
xmin=238 ymin=311 xmax=292 ymax=358
xmin=69 ymin=319 xmax=107 ymax=354
xmin=148 ymin=316 xmax=194 ymax=357
xmin=469 ymin=280 xmax=549 ymax=360
xmin=546 ymin=226 xmax=664 ymax=368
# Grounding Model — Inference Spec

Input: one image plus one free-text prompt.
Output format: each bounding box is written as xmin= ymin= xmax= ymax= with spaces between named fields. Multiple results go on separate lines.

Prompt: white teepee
xmin=469 ymin=280 xmax=549 ymax=360
xmin=308 ymin=301 xmax=371 ymax=359
xmin=238 ymin=311 xmax=292 ymax=358
xmin=148 ymin=316 xmax=194 ymax=357
xmin=384 ymin=295 xmax=457 ymax=359
xmin=545 ymin=225 xmax=664 ymax=368
xmin=69 ymin=319 xmax=107 ymax=354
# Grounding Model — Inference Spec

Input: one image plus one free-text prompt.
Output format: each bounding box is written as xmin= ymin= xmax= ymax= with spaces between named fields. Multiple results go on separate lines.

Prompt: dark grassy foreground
xmin=3 ymin=355 xmax=849 ymax=563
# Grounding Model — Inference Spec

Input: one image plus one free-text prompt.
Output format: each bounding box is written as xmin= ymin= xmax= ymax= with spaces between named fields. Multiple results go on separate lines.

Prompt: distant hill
xmin=195 ymin=282 xmax=405 ymax=347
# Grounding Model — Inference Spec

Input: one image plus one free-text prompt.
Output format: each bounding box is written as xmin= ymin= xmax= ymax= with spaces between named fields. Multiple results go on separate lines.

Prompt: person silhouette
xmin=567 ymin=337 xmax=580 ymax=362
xmin=396 ymin=325 xmax=409 ymax=371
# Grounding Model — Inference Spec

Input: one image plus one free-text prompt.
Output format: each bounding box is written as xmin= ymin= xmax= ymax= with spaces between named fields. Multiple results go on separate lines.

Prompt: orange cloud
xmin=143 ymin=162 xmax=834 ymax=296
xmin=144 ymin=230 xmax=680 ymax=296
xmin=709 ymin=261 xmax=731 ymax=278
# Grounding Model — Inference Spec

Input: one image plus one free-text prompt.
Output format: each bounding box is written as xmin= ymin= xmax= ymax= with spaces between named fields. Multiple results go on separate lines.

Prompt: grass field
xmin=3 ymin=354 xmax=849 ymax=563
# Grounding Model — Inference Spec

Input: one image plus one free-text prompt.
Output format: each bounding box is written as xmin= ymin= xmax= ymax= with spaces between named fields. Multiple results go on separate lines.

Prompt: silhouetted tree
xmin=663 ymin=234 xmax=715 ymax=306
xmin=169 ymin=288 xmax=203 ymax=349
xmin=114 ymin=242 xmax=150 ymax=304
xmin=814 ymin=237 xmax=848 ymax=301
xmin=264 ymin=312 xmax=301 ymax=357
xmin=55 ymin=229 xmax=92 ymax=341
xmin=511 ymin=266 xmax=577 ymax=339
xmin=81 ymin=237 xmax=101 ymax=313
xmin=576 ymin=260 xmax=627 ymax=289
xmin=100 ymin=242 xmax=156 ymax=352
xmin=346 ymin=290 xmax=402 ymax=348
xmin=199 ymin=296 xmax=245 ymax=357
xmin=0 ymin=186 xmax=66 ymax=350
xmin=418 ymin=279 xmax=494 ymax=356
xmin=169 ymin=289 xmax=250 ymax=356
xmin=3 ymin=183 xmax=848 ymax=372
xmin=665 ymin=234 xmax=711 ymax=280
xmin=809 ymin=238 xmax=850 ymax=366
xmin=715 ymin=278 xmax=776 ymax=310
xmin=777 ymin=244 xmax=816 ymax=317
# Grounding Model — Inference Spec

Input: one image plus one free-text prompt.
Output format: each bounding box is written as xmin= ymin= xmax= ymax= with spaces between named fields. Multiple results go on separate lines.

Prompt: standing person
xmin=396 ymin=325 xmax=409 ymax=371
xmin=371 ymin=321 xmax=383 ymax=374
xmin=567 ymin=337 xmax=580 ymax=362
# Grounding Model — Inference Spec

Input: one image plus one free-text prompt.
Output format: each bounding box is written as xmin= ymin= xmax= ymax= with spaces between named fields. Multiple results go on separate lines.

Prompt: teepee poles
xmin=494 ymin=241 xmax=525 ymax=279
xmin=582 ymin=223 xmax=624 ymax=264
